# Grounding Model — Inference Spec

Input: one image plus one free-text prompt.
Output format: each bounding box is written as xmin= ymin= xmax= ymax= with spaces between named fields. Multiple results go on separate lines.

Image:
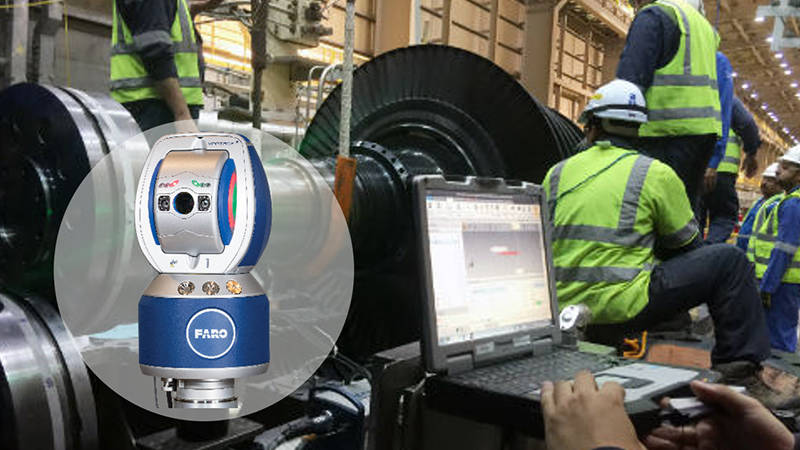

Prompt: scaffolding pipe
xmin=316 ymin=63 xmax=341 ymax=113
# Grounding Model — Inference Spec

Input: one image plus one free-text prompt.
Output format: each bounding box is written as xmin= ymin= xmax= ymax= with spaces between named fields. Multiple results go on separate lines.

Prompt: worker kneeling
xmin=543 ymin=80 xmax=789 ymax=408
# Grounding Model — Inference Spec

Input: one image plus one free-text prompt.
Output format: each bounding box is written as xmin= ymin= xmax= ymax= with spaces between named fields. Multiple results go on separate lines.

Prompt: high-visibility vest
xmin=639 ymin=0 xmax=722 ymax=138
xmin=747 ymin=193 xmax=783 ymax=266
xmin=737 ymin=196 xmax=764 ymax=246
xmin=110 ymin=0 xmax=203 ymax=105
xmin=718 ymin=131 xmax=742 ymax=174
xmin=543 ymin=142 xmax=698 ymax=324
xmin=752 ymin=190 xmax=800 ymax=283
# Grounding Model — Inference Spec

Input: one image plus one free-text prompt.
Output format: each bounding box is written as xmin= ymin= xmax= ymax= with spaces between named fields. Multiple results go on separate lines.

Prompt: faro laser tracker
xmin=134 ymin=133 xmax=271 ymax=409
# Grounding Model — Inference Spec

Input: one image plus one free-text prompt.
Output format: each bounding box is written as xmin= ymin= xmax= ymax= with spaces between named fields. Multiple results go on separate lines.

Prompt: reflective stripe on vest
xmin=110 ymin=76 xmax=202 ymax=90
xmin=554 ymin=263 xmax=656 ymax=284
xmin=718 ymin=131 xmax=742 ymax=174
xmin=754 ymin=256 xmax=800 ymax=270
xmin=752 ymin=192 xmax=800 ymax=282
xmin=640 ymin=0 xmax=722 ymax=137
xmin=110 ymin=0 xmax=203 ymax=105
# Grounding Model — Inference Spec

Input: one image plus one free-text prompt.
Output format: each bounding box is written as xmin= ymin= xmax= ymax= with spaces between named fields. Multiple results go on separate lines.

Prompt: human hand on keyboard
xmin=541 ymin=370 xmax=645 ymax=450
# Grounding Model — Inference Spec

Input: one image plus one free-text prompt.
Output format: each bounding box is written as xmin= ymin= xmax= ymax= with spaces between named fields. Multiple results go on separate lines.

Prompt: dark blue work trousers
xmin=638 ymin=134 xmax=717 ymax=215
xmin=765 ymin=283 xmax=800 ymax=353
xmin=587 ymin=244 xmax=771 ymax=365
xmin=122 ymin=99 xmax=202 ymax=134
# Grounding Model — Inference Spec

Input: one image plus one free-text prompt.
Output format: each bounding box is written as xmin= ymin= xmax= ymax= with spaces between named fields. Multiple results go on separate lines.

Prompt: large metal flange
xmin=0 ymin=291 xmax=98 ymax=450
xmin=0 ymin=84 xmax=105 ymax=297
xmin=351 ymin=140 xmax=411 ymax=185
xmin=0 ymin=84 xmax=145 ymax=299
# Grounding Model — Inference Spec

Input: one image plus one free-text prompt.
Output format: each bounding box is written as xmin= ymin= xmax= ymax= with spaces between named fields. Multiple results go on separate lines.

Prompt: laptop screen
xmin=424 ymin=190 xmax=553 ymax=347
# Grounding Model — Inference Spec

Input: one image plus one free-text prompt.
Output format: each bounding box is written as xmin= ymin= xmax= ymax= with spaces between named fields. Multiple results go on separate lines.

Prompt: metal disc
xmin=0 ymin=85 xmax=144 ymax=299
xmin=59 ymin=87 xmax=146 ymax=154
xmin=0 ymin=291 xmax=98 ymax=450
xmin=0 ymin=84 xmax=106 ymax=297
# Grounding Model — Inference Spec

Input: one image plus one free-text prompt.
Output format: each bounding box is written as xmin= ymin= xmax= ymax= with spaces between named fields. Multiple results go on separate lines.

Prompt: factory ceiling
xmin=707 ymin=0 xmax=799 ymax=148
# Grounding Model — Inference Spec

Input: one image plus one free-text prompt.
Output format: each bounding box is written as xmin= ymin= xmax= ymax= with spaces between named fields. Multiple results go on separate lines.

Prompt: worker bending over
xmin=543 ymin=80 xmax=784 ymax=407
xmin=618 ymin=0 xmax=721 ymax=211
xmin=751 ymin=148 xmax=800 ymax=353
xmin=738 ymin=163 xmax=783 ymax=252
xmin=701 ymin=96 xmax=761 ymax=243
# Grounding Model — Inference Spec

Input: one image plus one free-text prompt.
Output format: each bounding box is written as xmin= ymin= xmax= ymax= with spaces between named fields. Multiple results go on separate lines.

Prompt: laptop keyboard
xmin=449 ymin=350 xmax=618 ymax=395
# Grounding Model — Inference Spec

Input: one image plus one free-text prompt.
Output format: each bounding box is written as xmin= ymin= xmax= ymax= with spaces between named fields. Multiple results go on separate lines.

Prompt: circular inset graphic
xmin=54 ymin=123 xmax=354 ymax=420
xmin=185 ymin=308 xmax=236 ymax=359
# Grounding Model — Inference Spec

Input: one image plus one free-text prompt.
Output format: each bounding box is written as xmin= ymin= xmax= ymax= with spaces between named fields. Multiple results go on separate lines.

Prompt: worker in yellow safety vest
xmin=618 ymin=0 xmax=722 ymax=212
xmin=749 ymin=147 xmax=800 ymax=353
xmin=544 ymin=79 xmax=786 ymax=408
xmin=699 ymin=96 xmax=762 ymax=243
xmin=741 ymin=163 xmax=784 ymax=254
xmin=111 ymin=0 xmax=210 ymax=133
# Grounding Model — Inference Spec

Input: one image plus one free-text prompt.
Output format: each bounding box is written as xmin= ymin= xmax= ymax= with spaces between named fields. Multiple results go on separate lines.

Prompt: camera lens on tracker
xmin=174 ymin=192 xmax=194 ymax=215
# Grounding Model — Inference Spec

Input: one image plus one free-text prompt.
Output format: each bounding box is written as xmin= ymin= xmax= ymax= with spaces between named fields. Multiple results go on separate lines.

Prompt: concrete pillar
xmin=4 ymin=1 xmax=29 ymax=87
xmin=375 ymin=0 xmax=414 ymax=56
xmin=601 ymin=37 xmax=624 ymax=85
xmin=521 ymin=0 xmax=560 ymax=103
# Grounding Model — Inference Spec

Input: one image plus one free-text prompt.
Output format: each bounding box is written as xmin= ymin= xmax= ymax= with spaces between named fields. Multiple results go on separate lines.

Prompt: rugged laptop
xmin=414 ymin=175 xmax=717 ymax=436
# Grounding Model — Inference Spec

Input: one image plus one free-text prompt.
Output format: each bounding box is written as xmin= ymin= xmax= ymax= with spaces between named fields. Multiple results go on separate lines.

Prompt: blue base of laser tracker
xmin=139 ymin=294 xmax=269 ymax=369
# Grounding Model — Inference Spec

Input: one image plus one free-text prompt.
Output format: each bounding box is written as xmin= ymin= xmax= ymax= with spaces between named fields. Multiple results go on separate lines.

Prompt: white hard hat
xmin=780 ymin=145 xmax=800 ymax=166
xmin=682 ymin=0 xmax=706 ymax=15
xmin=578 ymin=79 xmax=648 ymax=125
xmin=762 ymin=162 xmax=779 ymax=178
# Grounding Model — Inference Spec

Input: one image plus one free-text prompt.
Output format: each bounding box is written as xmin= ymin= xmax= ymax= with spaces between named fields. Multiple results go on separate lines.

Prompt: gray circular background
xmin=54 ymin=121 xmax=354 ymax=420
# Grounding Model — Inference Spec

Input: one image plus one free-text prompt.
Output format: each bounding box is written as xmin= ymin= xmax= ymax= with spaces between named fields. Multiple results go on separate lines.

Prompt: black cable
xmin=333 ymin=353 xmax=372 ymax=384
xmin=311 ymin=385 xmax=366 ymax=421
xmin=262 ymin=412 xmax=334 ymax=450
xmin=308 ymin=385 xmax=368 ymax=449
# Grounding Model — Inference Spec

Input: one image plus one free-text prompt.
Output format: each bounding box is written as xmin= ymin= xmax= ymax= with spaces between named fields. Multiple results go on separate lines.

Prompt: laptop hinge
xmin=446 ymin=353 xmax=474 ymax=375
xmin=533 ymin=337 xmax=554 ymax=356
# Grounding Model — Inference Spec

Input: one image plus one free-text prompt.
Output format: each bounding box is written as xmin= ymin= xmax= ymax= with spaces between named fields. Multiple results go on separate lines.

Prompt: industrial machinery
xmin=300 ymin=45 xmax=582 ymax=357
xmin=0 ymin=291 xmax=98 ymax=450
xmin=0 ymin=45 xmax=582 ymax=449
xmin=0 ymin=83 xmax=148 ymax=299
xmin=135 ymin=134 xmax=272 ymax=409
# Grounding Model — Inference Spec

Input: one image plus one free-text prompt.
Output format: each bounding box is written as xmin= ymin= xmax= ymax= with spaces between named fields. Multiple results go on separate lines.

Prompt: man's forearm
xmin=155 ymin=77 xmax=192 ymax=121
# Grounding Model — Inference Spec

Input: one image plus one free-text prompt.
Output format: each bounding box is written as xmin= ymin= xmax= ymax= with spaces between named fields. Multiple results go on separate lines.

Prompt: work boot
xmin=713 ymin=361 xmax=800 ymax=410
